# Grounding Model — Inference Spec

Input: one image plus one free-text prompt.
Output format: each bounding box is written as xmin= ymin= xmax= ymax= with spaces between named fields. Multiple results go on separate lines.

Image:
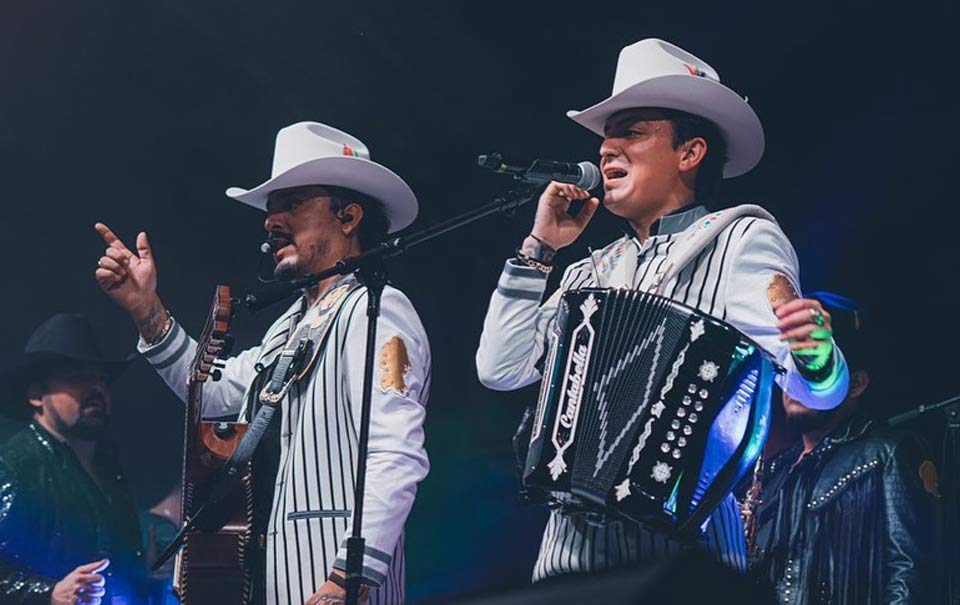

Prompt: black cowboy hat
xmin=0 ymin=313 xmax=136 ymax=418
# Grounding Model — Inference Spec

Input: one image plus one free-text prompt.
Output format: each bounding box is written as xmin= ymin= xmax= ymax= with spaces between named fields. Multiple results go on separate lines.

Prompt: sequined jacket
xmin=0 ymin=422 xmax=145 ymax=604
xmin=750 ymin=415 xmax=942 ymax=604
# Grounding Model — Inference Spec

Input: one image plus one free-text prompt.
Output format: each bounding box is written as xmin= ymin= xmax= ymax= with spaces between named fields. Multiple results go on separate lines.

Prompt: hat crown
xmin=226 ymin=121 xmax=419 ymax=233
xmin=25 ymin=314 xmax=105 ymax=360
xmin=566 ymin=38 xmax=764 ymax=178
xmin=271 ymin=122 xmax=371 ymax=179
xmin=611 ymin=38 xmax=721 ymax=96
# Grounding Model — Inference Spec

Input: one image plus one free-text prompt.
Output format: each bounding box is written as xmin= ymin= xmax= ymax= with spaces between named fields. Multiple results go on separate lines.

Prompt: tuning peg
xmin=219 ymin=334 xmax=235 ymax=358
xmin=213 ymin=422 xmax=236 ymax=439
xmin=211 ymin=369 xmax=222 ymax=382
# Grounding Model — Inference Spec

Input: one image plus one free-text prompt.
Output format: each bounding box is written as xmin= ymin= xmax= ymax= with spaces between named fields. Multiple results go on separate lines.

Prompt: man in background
xmin=0 ymin=313 xmax=146 ymax=605
xmin=748 ymin=293 xmax=942 ymax=603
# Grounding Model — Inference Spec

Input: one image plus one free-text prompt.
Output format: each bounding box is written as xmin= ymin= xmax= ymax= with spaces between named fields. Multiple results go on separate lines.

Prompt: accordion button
xmin=699 ymin=389 xmax=709 ymax=399
xmin=678 ymin=437 xmax=687 ymax=447
xmin=667 ymin=431 xmax=676 ymax=441
xmin=672 ymin=449 xmax=682 ymax=459
xmin=694 ymin=401 xmax=704 ymax=412
xmin=683 ymin=396 xmax=692 ymax=406
xmin=677 ymin=408 xmax=686 ymax=418
xmin=688 ymin=384 xmax=697 ymax=394
xmin=661 ymin=443 xmax=671 ymax=453
xmin=671 ymin=420 xmax=681 ymax=430
xmin=689 ymin=413 xmax=699 ymax=423
xmin=683 ymin=425 xmax=693 ymax=435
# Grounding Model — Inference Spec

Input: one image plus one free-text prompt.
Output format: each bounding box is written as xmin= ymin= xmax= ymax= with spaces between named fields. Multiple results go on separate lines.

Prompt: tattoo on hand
xmin=308 ymin=596 xmax=345 ymax=605
xmin=137 ymin=302 xmax=169 ymax=343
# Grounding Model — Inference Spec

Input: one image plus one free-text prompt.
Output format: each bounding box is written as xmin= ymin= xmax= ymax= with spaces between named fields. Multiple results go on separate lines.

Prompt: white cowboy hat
xmin=226 ymin=122 xmax=419 ymax=233
xmin=566 ymin=38 xmax=764 ymax=178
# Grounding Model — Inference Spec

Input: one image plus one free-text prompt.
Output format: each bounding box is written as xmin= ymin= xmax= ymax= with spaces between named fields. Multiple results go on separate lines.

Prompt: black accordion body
xmin=524 ymin=288 xmax=775 ymax=532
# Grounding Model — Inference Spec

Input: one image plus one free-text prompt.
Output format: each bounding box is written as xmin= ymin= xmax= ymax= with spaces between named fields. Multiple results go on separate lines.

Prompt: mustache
xmin=267 ymin=231 xmax=293 ymax=249
xmin=81 ymin=394 xmax=108 ymax=409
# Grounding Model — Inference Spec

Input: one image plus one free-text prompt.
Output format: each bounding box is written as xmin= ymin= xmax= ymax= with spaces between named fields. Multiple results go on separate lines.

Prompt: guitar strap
xmin=157 ymin=277 xmax=363 ymax=563
xmin=181 ymin=275 xmax=361 ymax=531
xmin=220 ymin=276 xmax=363 ymax=487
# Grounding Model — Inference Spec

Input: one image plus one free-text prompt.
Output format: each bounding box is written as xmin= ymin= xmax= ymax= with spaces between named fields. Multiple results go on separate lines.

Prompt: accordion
xmin=524 ymin=288 xmax=774 ymax=531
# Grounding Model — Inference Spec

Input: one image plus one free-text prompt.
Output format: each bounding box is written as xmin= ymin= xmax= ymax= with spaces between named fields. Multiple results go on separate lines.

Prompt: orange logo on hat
xmin=342 ymin=145 xmax=358 ymax=157
xmin=684 ymin=63 xmax=705 ymax=77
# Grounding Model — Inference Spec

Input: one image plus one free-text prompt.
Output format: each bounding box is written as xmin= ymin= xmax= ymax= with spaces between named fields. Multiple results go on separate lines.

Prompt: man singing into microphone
xmin=476 ymin=39 xmax=849 ymax=579
xmin=95 ymin=122 xmax=431 ymax=605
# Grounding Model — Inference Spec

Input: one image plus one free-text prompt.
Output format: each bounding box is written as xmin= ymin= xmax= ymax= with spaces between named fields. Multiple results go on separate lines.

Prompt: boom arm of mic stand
xmin=242 ymin=185 xmax=540 ymax=311
xmin=887 ymin=393 xmax=960 ymax=426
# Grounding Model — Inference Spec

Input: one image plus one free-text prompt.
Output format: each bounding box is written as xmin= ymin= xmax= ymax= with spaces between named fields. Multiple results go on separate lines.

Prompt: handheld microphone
xmin=478 ymin=153 xmax=601 ymax=190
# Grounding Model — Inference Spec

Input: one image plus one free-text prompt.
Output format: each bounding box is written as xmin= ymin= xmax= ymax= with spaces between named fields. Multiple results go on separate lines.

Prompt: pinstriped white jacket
xmin=139 ymin=284 xmax=430 ymax=604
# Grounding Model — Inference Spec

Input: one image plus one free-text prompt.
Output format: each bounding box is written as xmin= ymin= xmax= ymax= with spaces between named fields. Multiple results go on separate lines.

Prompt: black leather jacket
xmin=0 ymin=422 xmax=146 ymax=604
xmin=750 ymin=415 xmax=942 ymax=604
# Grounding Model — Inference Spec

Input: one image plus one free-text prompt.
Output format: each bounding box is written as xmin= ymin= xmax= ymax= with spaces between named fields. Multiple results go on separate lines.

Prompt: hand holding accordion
xmin=524 ymin=288 xmax=775 ymax=533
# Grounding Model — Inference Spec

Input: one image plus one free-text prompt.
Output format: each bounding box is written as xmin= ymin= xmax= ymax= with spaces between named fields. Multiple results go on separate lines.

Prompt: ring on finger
xmin=809 ymin=307 xmax=825 ymax=327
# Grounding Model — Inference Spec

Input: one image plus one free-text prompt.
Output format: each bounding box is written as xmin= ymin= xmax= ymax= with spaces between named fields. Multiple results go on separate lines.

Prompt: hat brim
xmin=566 ymin=74 xmax=765 ymax=178
xmin=0 ymin=352 xmax=135 ymax=418
xmin=225 ymin=156 xmax=419 ymax=233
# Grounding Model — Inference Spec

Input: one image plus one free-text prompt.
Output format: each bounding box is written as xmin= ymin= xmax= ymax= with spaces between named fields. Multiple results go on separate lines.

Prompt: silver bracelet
xmin=143 ymin=312 xmax=173 ymax=346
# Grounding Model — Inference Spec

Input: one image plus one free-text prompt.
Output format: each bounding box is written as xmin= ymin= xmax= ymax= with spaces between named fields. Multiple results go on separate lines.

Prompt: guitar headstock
xmin=191 ymin=285 xmax=234 ymax=383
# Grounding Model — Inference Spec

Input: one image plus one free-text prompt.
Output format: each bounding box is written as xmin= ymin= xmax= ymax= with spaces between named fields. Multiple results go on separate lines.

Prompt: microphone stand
xmin=886 ymin=394 xmax=960 ymax=427
xmin=887 ymin=393 xmax=960 ymax=604
xmin=243 ymin=185 xmax=539 ymax=605
xmin=244 ymin=185 xmax=540 ymax=312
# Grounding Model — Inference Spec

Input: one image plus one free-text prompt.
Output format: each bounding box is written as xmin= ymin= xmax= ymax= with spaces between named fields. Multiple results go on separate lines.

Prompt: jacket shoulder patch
xmin=378 ymin=336 xmax=412 ymax=396
xmin=767 ymin=273 xmax=799 ymax=308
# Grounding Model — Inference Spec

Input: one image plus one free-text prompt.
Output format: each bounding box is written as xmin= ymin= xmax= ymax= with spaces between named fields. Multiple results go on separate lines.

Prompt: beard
xmin=784 ymin=405 xmax=837 ymax=434
xmin=49 ymin=403 xmax=109 ymax=441
xmin=69 ymin=415 xmax=109 ymax=440
xmin=273 ymin=240 xmax=329 ymax=281
xmin=274 ymin=259 xmax=305 ymax=281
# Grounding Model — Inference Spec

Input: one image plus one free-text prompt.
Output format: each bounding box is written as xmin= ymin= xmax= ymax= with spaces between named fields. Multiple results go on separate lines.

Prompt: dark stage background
xmin=0 ymin=0 xmax=956 ymax=601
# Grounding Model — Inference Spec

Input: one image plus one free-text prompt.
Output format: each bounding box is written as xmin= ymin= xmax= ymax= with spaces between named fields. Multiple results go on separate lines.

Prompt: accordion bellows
xmin=524 ymin=289 xmax=774 ymax=532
